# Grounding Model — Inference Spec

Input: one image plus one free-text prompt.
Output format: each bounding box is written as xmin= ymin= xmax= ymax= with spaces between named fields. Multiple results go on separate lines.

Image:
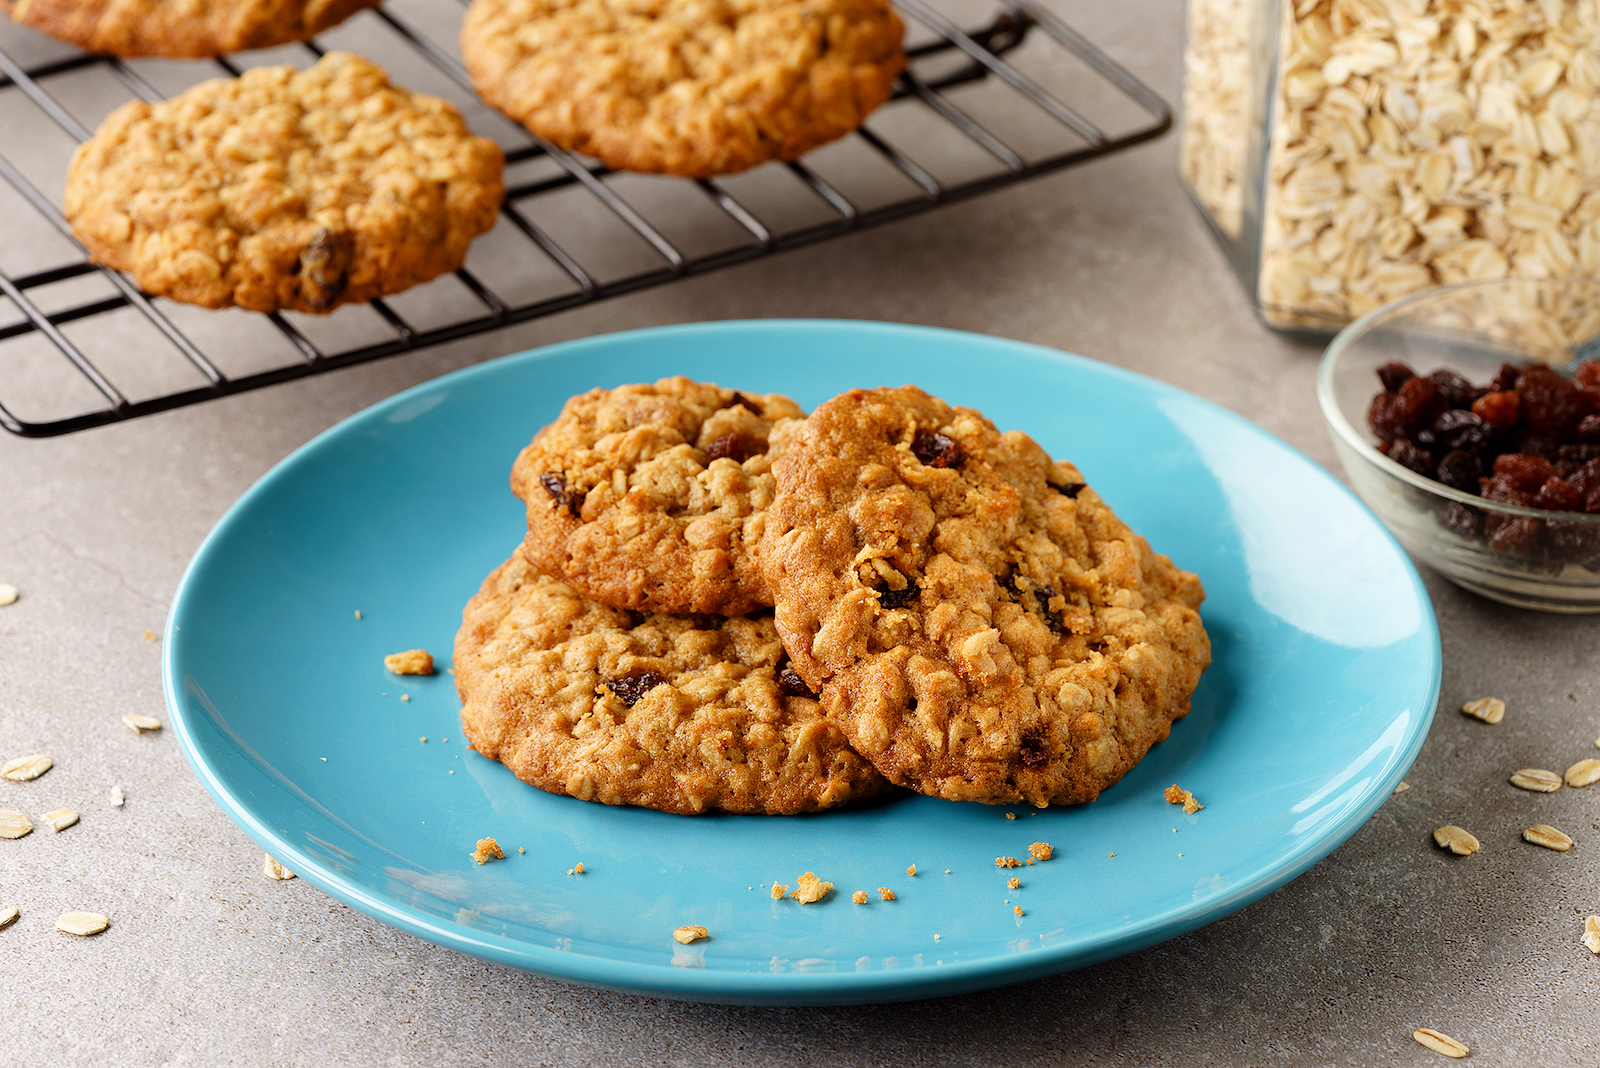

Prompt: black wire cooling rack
xmin=0 ymin=0 xmax=1169 ymax=438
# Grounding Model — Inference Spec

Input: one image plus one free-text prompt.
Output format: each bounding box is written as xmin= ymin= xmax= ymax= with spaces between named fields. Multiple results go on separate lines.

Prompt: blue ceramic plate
xmin=164 ymin=320 xmax=1440 ymax=1005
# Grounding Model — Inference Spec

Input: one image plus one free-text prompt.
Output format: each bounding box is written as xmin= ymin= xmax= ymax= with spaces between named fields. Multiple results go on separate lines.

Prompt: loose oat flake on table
xmin=0 ymin=906 xmax=17 ymax=930
xmin=263 ymin=854 xmax=296 ymax=880
xmin=0 ymin=584 xmax=17 ymax=606
xmin=1433 ymin=825 xmax=1479 ymax=855
xmin=2 ymin=755 xmax=52 ymax=781
xmin=0 ymin=811 xmax=31 ymax=839
xmin=1412 ymin=1028 xmax=1469 ymax=1059
xmin=55 ymin=912 xmax=109 ymax=937
xmin=1584 ymin=915 xmax=1600 ymax=954
xmin=1564 ymin=757 xmax=1600 ymax=787
xmin=122 ymin=714 xmax=161 ymax=733
xmin=1461 ymin=696 xmax=1506 ymax=724
xmin=1510 ymin=767 xmax=1563 ymax=792
xmin=42 ymin=808 xmax=78 ymax=833
xmin=1522 ymin=823 xmax=1572 ymax=850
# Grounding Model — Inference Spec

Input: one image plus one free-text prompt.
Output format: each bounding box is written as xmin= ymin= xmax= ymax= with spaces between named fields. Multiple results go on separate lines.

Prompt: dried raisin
xmin=1419 ymin=409 xmax=1490 ymax=453
xmin=1576 ymin=414 xmax=1600 ymax=442
xmin=1376 ymin=362 xmax=1416 ymax=393
xmin=1534 ymin=476 xmax=1583 ymax=512
xmin=1516 ymin=366 xmax=1591 ymax=438
xmin=1470 ymin=389 xmax=1520 ymax=430
xmin=703 ymin=432 xmax=753 ymax=464
xmin=1490 ymin=362 xmax=1520 ymax=392
xmin=540 ymin=472 xmax=584 ymax=517
xmin=912 ymin=428 xmax=965 ymax=468
xmin=778 ymin=665 xmax=816 ymax=699
xmin=1493 ymin=453 xmax=1555 ymax=492
xmin=1428 ymin=368 xmax=1480 ymax=409
xmin=878 ymin=581 xmax=920 ymax=609
xmin=1435 ymin=449 xmax=1482 ymax=492
xmin=605 ymin=671 xmax=669 ymax=707
xmin=1380 ymin=438 xmax=1433 ymax=475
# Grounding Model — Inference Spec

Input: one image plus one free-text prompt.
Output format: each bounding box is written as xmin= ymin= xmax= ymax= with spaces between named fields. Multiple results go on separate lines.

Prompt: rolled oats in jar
xmin=1181 ymin=0 xmax=1600 ymax=337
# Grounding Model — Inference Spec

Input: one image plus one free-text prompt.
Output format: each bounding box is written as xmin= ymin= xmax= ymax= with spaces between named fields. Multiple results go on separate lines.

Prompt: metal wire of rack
xmin=0 ymin=0 xmax=1169 ymax=438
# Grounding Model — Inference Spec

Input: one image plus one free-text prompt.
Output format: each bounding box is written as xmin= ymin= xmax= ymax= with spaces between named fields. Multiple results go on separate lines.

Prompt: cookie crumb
xmin=354 ymin=610 xmax=362 ymax=620
xmin=878 ymin=888 xmax=895 ymax=901
xmin=906 ymin=864 xmax=916 ymax=876
xmin=1164 ymin=784 xmax=1203 ymax=814
xmin=995 ymin=856 xmax=1021 ymax=868
xmin=420 ymin=737 xmax=427 ymax=743
xmin=400 ymin=694 xmax=410 ymax=702
xmin=108 ymin=785 xmax=124 ymax=807
xmin=1013 ymin=906 xmax=1023 ymax=916
xmin=471 ymin=837 xmax=504 ymax=864
xmin=518 ymin=847 xmax=526 ymax=854
xmin=933 ymin=933 xmax=940 ymax=940
xmin=789 ymin=872 xmax=832 ymax=904
xmin=1007 ymin=877 xmax=1020 ymax=889
xmin=1108 ymin=853 xmax=1116 ymax=858
xmin=672 ymin=924 xmax=708 ymax=944
xmin=1028 ymin=842 xmax=1053 ymax=861
xmin=1392 ymin=781 xmax=1410 ymax=795
xmin=852 ymin=890 xmax=868 ymax=904
xmin=1412 ymin=1028 xmax=1469 ymax=1058
xmin=263 ymin=854 xmax=296 ymax=880
xmin=56 ymin=912 xmax=109 ymax=937
xmin=944 ymin=869 xmax=951 ymax=874
xmin=42 ymin=808 xmax=78 ymax=833
xmin=385 ymin=649 xmax=434 ymax=675
xmin=567 ymin=862 xmax=585 ymax=876
xmin=142 ymin=630 xmax=157 ymax=641
xmin=122 ymin=714 xmax=162 ymax=733
xmin=1005 ymin=813 xmax=1016 ymax=820
xmin=770 ymin=883 xmax=788 ymax=899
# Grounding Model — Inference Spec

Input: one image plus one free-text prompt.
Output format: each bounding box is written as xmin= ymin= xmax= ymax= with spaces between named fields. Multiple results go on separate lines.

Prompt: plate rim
xmin=162 ymin=318 xmax=1442 ymax=1005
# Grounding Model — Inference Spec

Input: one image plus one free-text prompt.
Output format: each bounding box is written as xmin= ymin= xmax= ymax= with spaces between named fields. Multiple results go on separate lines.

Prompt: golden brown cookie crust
xmin=1 ymin=0 xmax=380 ymax=57
xmin=512 ymin=377 xmax=805 ymax=616
xmin=459 ymin=0 xmax=905 ymax=177
xmin=761 ymin=387 xmax=1211 ymax=808
xmin=63 ymin=52 xmax=504 ymax=314
xmin=453 ymin=553 xmax=889 ymax=815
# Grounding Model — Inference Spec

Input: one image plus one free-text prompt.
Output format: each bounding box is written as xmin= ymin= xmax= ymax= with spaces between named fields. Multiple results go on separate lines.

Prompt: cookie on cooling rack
xmin=1 ymin=0 xmax=380 ymax=57
xmin=760 ymin=386 xmax=1211 ymax=808
xmin=512 ymin=376 xmax=805 ymax=617
xmin=459 ymin=0 xmax=905 ymax=177
xmin=64 ymin=52 xmax=504 ymax=315
xmin=454 ymin=552 xmax=890 ymax=815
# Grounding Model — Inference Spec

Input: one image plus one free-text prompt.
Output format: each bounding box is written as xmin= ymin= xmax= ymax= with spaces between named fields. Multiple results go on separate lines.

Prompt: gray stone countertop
xmin=2 ymin=1 xmax=1598 ymax=1064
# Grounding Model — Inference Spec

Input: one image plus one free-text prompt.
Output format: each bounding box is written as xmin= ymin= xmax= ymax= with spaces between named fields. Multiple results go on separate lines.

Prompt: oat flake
xmin=1510 ymin=768 xmax=1563 ymax=793
xmin=672 ymin=925 xmax=708 ymax=944
xmin=42 ymin=808 xmax=78 ymax=832
xmin=2 ymin=754 xmax=52 ymax=781
xmin=0 ymin=810 xmax=32 ymax=839
xmin=56 ymin=912 xmax=109 ymax=937
xmin=1523 ymin=824 xmax=1573 ymax=851
xmin=108 ymin=785 xmax=124 ymax=807
xmin=1460 ymin=697 xmax=1505 ymax=724
xmin=0 ymin=906 xmax=17 ymax=930
xmin=122 ymin=714 xmax=162 ymax=733
xmin=0 ymin=584 xmax=17 ymax=606
xmin=1412 ymin=1028 xmax=1469 ymax=1058
xmin=1564 ymin=758 xmax=1600 ymax=788
xmin=1432 ymin=826 xmax=1479 ymax=856
xmin=263 ymin=854 xmax=296 ymax=880
xmin=1584 ymin=916 xmax=1600 ymax=955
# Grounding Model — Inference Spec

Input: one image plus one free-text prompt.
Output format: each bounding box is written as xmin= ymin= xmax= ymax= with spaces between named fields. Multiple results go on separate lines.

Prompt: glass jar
xmin=1180 ymin=0 xmax=1600 ymax=336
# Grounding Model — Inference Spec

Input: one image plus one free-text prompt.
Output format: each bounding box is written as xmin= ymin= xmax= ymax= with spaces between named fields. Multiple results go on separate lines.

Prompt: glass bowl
xmin=1318 ymin=278 xmax=1600 ymax=613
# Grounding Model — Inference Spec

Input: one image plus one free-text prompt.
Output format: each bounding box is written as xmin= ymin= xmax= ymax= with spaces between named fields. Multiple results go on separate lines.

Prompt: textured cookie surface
xmin=64 ymin=52 xmax=504 ymax=314
xmin=459 ymin=0 xmax=905 ymax=177
xmin=512 ymin=376 xmax=805 ymax=616
xmin=454 ymin=553 xmax=889 ymax=815
xmin=1 ymin=0 xmax=378 ymax=57
xmin=761 ymin=387 xmax=1211 ymax=808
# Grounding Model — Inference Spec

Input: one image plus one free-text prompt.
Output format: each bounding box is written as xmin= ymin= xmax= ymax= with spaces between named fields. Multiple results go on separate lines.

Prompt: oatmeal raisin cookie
xmin=64 ymin=52 xmax=504 ymax=314
xmin=1 ymin=0 xmax=379 ymax=57
xmin=459 ymin=0 xmax=905 ymax=177
xmin=454 ymin=552 xmax=889 ymax=815
xmin=761 ymin=386 xmax=1211 ymax=807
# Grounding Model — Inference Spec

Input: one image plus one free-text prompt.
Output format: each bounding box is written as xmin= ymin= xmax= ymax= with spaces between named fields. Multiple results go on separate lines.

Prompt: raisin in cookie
xmin=454 ymin=552 xmax=889 ymax=815
xmin=512 ymin=377 xmax=804 ymax=616
xmin=459 ymin=0 xmax=905 ymax=177
xmin=761 ymin=386 xmax=1211 ymax=808
xmin=1 ymin=0 xmax=378 ymax=57
xmin=64 ymin=52 xmax=503 ymax=314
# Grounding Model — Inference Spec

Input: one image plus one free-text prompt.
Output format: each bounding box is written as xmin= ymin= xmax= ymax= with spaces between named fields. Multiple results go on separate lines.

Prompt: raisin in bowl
xmin=1318 ymin=278 xmax=1600 ymax=613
